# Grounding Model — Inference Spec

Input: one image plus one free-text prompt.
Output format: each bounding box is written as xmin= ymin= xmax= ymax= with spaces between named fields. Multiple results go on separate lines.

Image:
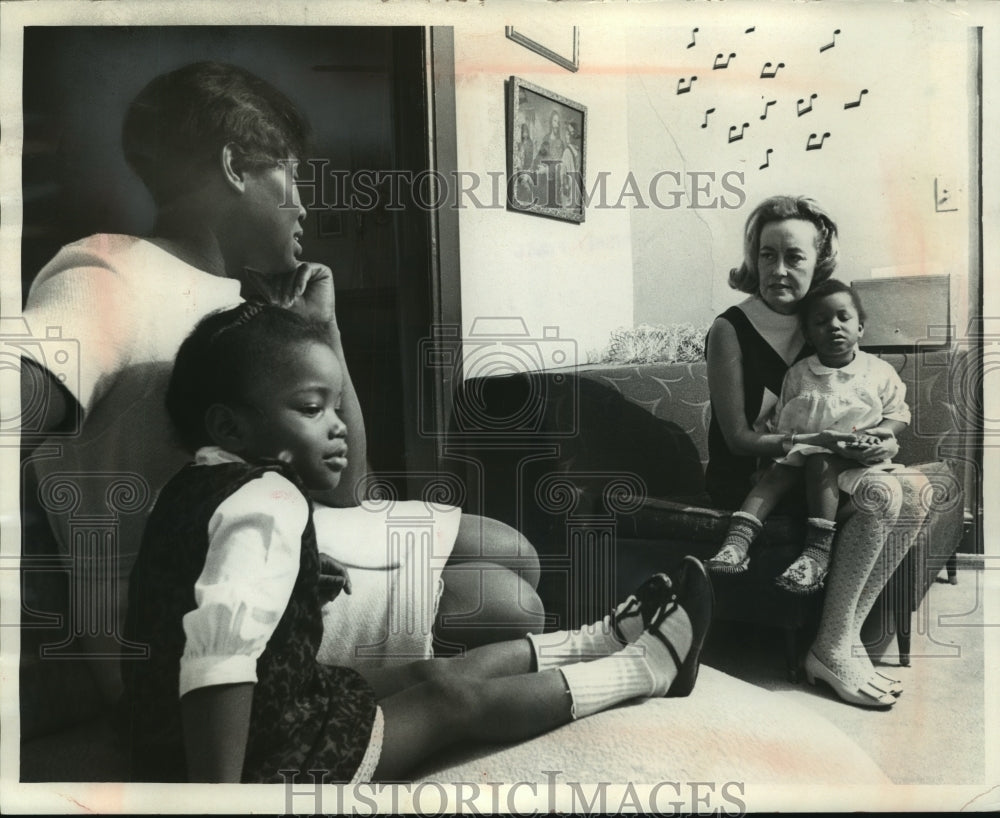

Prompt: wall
xmin=625 ymin=13 xmax=975 ymax=338
xmin=452 ymin=27 xmax=634 ymax=370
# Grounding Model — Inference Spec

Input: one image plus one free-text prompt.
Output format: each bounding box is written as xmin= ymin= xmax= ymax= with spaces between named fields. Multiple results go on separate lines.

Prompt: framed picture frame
xmin=506 ymin=76 xmax=587 ymax=224
xmin=505 ymin=25 xmax=579 ymax=73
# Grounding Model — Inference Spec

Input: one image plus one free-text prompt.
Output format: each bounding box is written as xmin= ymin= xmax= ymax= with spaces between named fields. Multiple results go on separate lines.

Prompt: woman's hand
xmin=285 ymin=262 xmax=337 ymax=325
xmin=241 ymin=262 xmax=337 ymax=326
xmin=839 ymin=421 xmax=899 ymax=466
xmin=835 ymin=435 xmax=898 ymax=464
xmin=318 ymin=553 xmax=352 ymax=603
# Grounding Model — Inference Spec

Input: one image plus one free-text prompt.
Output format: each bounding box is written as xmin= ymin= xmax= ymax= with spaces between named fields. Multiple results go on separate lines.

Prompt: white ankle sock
xmin=558 ymin=605 xmax=693 ymax=718
xmin=558 ymin=646 xmax=656 ymax=719
xmin=529 ymin=620 xmax=624 ymax=671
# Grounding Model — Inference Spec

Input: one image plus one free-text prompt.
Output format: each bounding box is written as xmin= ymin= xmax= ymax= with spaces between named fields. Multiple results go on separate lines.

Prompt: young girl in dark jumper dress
xmin=122 ymin=303 xmax=714 ymax=783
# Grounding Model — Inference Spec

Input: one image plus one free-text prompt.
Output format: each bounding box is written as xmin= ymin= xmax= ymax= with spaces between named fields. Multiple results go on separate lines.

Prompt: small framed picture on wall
xmin=506 ymin=76 xmax=587 ymax=224
xmin=505 ymin=25 xmax=579 ymax=73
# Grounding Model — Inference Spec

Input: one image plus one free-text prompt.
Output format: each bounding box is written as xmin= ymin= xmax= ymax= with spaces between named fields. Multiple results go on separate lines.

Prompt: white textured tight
xmin=809 ymin=470 xmax=930 ymax=690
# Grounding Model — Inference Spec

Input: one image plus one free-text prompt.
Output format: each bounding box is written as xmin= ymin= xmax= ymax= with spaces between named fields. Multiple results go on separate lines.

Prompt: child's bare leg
xmin=742 ymin=462 xmax=800 ymax=520
xmin=707 ymin=464 xmax=798 ymax=574
xmin=776 ymin=454 xmax=845 ymax=594
xmin=359 ymin=640 xmax=535 ymax=700
xmin=371 ymin=669 xmax=572 ymax=780
xmin=805 ymin=452 xmax=843 ymax=522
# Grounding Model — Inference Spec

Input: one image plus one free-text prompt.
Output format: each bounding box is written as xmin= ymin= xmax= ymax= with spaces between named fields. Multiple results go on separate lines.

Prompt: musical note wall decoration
xmin=729 ymin=122 xmax=750 ymax=143
xmin=667 ymin=25 xmax=866 ymax=170
xmin=844 ymin=89 xmax=869 ymax=109
xmin=797 ymin=93 xmax=818 ymax=116
xmin=677 ymin=76 xmax=698 ymax=94
xmin=806 ymin=132 xmax=831 ymax=151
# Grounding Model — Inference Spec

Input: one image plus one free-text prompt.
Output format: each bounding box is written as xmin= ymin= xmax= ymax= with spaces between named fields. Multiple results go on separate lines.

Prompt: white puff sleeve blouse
xmin=178 ymin=453 xmax=309 ymax=698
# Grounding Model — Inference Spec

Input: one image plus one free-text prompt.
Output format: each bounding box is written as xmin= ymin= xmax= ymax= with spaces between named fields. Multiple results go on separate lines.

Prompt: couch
xmin=15 ymin=347 xmax=968 ymax=787
xmin=442 ymin=347 xmax=969 ymax=678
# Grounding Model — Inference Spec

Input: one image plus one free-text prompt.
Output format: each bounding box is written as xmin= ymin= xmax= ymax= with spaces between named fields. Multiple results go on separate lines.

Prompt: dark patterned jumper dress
xmin=121 ymin=460 xmax=378 ymax=783
xmin=704 ymin=306 xmax=809 ymax=510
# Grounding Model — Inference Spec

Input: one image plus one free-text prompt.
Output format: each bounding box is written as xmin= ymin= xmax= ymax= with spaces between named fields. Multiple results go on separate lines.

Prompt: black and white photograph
xmin=1 ymin=1 xmax=997 ymax=815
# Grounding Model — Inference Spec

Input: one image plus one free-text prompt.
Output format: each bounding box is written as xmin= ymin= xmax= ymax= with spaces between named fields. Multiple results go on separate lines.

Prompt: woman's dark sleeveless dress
xmin=705 ymin=305 xmax=808 ymax=510
xmin=121 ymin=460 xmax=377 ymax=783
